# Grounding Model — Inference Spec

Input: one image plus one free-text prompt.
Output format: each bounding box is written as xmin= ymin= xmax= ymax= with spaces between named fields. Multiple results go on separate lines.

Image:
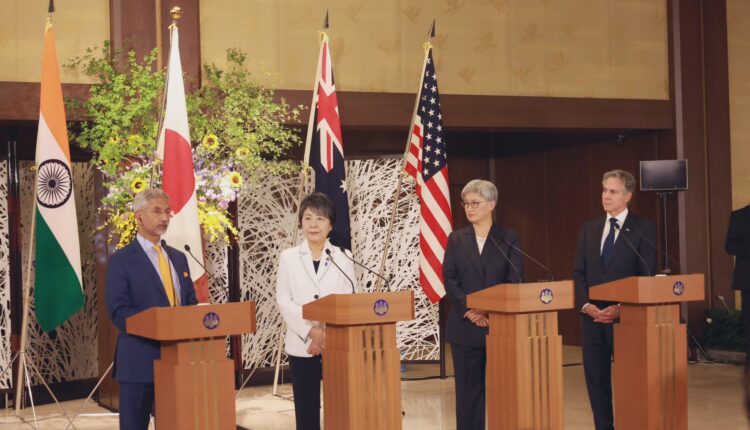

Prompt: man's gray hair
xmin=602 ymin=170 xmax=636 ymax=194
xmin=132 ymin=188 xmax=170 ymax=212
xmin=461 ymin=179 xmax=498 ymax=202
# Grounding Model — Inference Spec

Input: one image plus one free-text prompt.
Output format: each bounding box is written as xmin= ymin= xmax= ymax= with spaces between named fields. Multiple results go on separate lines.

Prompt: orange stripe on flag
xmin=40 ymin=25 xmax=70 ymax=161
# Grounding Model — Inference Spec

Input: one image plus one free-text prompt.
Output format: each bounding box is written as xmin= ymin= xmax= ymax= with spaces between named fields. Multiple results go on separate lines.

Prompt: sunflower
xmin=202 ymin=134 xmax=219 ymax=151
xmin=235 ymin=147 xmax=249 ymax=158
xmin=228 ymin=171 xmax=243 ymax=188
xmin=130 ymin=177 xmax=147 ymax=194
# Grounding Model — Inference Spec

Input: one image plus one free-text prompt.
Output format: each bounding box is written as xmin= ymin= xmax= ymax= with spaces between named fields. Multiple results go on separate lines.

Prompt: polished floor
xmin=0 ymin=346 xmax=747 ymax=429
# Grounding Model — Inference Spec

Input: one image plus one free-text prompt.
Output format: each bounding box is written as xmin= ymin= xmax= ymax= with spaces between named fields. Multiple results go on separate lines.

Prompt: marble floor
xmin=0 ymin=346 xmax=747 ymax=429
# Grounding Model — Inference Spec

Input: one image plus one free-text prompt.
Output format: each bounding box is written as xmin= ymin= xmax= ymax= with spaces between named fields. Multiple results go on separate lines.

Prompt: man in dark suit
xmin=573 ymin=169 xmax=657 ymax=430
xmin=106 ymin=188 xmax=198 ymax=430
xmin=443 ymin=179 xmax=523 ymax=430
xmin=725 ymin=204 xmax=750 ymax=367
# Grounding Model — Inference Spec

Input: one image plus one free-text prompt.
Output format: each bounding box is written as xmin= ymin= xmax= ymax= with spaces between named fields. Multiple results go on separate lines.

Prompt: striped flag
xmin=34 ymin=18 xmax=84 ymax=332
xmin=157 ymin=25 xmax=206 ymax=296
xmin=305 ymin=33 xmax=351 ymax=249
xmin=405 ymin=47 xmax=453 ymax=304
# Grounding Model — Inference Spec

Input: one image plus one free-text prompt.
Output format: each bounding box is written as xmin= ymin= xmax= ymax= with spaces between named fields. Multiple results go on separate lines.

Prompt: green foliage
xmin=704 ymin=308 xmax=744 ymax=351
xmin=64 ymin=43 xmax=303 ymax=247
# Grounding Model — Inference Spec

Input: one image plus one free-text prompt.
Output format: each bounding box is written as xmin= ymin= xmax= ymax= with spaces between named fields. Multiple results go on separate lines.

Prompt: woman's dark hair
xmin=298 ymin=192 xmax=336 ymax=227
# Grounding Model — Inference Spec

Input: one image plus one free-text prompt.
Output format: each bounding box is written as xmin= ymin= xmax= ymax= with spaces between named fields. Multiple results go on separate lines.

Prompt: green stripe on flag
xmin=34 ymin=208 xmax=83 ymax=332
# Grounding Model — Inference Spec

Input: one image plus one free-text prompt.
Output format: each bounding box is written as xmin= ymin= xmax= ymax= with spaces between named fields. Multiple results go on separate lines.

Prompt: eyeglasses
xmin=461 ymin=200 xmax=485 ymax=209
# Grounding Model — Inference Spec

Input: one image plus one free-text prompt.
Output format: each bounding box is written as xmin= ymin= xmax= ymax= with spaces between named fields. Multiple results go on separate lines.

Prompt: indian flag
xmin=33 ymin=18 xmax=84 ymax=332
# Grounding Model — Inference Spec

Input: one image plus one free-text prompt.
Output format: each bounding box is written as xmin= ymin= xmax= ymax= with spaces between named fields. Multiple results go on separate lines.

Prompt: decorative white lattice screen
xmin=0 ymin=161 xmax=11 ymax=389
xmin=238 ymin=158 xmax=440 ymax=371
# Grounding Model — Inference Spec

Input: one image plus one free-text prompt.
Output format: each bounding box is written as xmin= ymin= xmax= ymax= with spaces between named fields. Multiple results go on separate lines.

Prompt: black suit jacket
xmin=726 ymin=205 xmax=750 ymax=291
xmin=573 ymin=212 xmax=658 ymax=310
xmin=443 ymin=224 xmax=523 ymax=347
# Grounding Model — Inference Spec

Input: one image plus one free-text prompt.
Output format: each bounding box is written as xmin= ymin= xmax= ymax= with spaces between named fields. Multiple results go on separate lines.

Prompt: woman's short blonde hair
xmin=461 ymin=179 xmax=498 ymax=202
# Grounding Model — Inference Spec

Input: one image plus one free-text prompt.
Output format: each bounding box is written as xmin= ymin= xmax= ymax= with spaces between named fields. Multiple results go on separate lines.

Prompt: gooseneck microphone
xmin=337 ymin=246 xmax=392 ymax=292
xmin=184 ymin=244 xmax=214 ymax=277
xmin=325 ymin=249 xmax=356 ymax=294
xmin=613 ymin=224 xmax=653 ymax=277
xmin=488 ymin=236 xmax=522 ymax=283
xmin=503 ymin=239 xmax=554 ymax=281
xmin=622 ymin=227 xmax=681 ymax=274
xmin=160 ymin=239 xmax=180 ymax=307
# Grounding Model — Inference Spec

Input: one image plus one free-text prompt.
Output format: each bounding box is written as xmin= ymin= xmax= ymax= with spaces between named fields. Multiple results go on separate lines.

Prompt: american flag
xmin=405 ymin=48 xmax=453 ymax=304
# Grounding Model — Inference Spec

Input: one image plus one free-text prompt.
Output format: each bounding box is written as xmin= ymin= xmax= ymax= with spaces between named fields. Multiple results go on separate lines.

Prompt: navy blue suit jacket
xmin=443 ymin=224 xmax=523 ymax=347
xmin=573 ymin=212 xmax=658 ymax=311
xmin=105 ymin=239 xmax=198 ymax=383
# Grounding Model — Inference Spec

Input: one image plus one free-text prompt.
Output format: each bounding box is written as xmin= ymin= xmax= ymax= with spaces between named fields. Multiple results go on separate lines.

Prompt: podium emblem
xmin=672 ymin=281 xmax=685 ymax=296
xmin=374 ymin=299 xmax=389 ymax=316
xmin=540 ymin=289 xmax=553 ymax=304
xmin=203 ymin=312 xmax=220 ymax=329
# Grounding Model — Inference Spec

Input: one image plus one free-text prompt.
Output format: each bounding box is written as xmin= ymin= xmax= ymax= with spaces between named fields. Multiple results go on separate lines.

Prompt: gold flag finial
xmin=170 ymin=6 xmax=183 ymax=21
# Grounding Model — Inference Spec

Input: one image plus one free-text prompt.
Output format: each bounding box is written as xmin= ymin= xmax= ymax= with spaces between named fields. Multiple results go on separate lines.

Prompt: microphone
xmin=621 ymin=227 xmax=681 ymax=274
xmin=184 ymin=244 xmax=214 ymax=278
xmin=613 ymin=224 xmax=653 ymax=277
xmin=160 ymin=239 xmax=180 ymax=307
xmin=488 ymin=236 xmax=522 ymax=284
xmin=503 ymin=239 xmax=554 ymax=281
xmin=337 ymin=246 xmax=392 ymax=292
xmin=325 ymin=249 xmax=356 ymax=294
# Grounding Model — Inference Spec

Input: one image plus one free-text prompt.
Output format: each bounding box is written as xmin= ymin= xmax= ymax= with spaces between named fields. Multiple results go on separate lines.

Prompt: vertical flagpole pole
xmin=272 ymin=13 xmax=329 ymax=398
xmin=374 ymin=36 xmax=433 ymax=292
xmin=14 ymin=167 xmax=39 ymax=412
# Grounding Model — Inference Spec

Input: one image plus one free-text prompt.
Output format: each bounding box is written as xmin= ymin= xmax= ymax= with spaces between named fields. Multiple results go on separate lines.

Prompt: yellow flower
xmin=229 ymin=171 xmax=243 ymax=188
xmin=130 ymin=177 xmax=146 ymax=194
xmin=202 ymin=134 xmax=219 ymax=151
xmin=235 ymin=147 xmax=249 ymax=158
xmin=109 ymin=135 xmax=120 ymax=145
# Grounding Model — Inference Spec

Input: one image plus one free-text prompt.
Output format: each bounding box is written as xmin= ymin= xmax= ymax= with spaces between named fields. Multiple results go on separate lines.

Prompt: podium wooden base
xmin=487 ymin=312 xmax=563 ymax=430
xmin=154 ymin=338 xmax=236 ymax=430
xmin=614 ymin=304 xmax=687 ymax=430
xmin=322 ymin=324 xmax=402 ymax=430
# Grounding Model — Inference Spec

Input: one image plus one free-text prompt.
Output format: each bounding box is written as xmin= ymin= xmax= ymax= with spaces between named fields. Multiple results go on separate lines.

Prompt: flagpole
xmin=272 ymin=16 xmax=329 ymax=398
xmin=374 ymin=36 xmax=433 ymax=292
xmin=14 ymin=166 xmax=39 ymax=412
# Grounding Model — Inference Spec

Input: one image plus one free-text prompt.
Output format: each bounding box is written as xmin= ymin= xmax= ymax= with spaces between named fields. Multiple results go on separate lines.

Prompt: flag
xmin=405 ymin=47 xmax=453 ymax=304
xmin=306 ymin=33 xmax=351 ymax=249
xmin=33 ymin=18 xmax=84 ymax=332
xmin=157 ymin=25 xmax=206 ymax=297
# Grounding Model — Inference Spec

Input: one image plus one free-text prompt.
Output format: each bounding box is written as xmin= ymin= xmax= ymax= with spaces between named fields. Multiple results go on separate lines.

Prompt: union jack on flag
xmin=405 ymin=47 xmax=453 ymax=303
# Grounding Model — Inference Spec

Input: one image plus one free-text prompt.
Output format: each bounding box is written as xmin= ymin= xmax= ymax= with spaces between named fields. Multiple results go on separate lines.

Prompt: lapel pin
xmin=183 ymin=272 xmax=189 ymax=278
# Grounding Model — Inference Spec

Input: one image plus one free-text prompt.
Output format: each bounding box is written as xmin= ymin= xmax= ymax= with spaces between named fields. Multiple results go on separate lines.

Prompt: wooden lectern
xmin=467 ymin=281 xmax=574 ymax=430
xmin=302 ymin=291 xmax=415 ymax=430
xmin=590 ymin=274 xmax=704 ymax=430
xmin=127 ymin=301 xmax=256 ymax=430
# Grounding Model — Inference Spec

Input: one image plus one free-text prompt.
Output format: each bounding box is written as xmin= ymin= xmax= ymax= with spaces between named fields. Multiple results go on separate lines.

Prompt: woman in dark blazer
xmin=443 ymin=179 xmax=523 ymax=430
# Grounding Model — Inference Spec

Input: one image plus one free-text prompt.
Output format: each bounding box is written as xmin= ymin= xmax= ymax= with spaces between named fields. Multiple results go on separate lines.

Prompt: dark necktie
xmin=601 ymin=217 xmax=618 ymax=265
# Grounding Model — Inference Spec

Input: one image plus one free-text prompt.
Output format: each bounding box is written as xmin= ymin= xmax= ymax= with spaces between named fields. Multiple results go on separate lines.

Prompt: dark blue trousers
xmin=581 ymin=316 xmax=615 ymax=430
xmin=451 ymin=343 xmax=486 ymax=430
xmin=289 ymin=355 xmax=323 ymax=430
xmin=119 ymin=382 xmax=154 ymax=430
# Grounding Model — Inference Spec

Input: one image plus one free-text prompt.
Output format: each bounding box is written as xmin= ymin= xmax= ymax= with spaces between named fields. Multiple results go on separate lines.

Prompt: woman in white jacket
xmin=276 ymin=192 xmax=356 ymax=430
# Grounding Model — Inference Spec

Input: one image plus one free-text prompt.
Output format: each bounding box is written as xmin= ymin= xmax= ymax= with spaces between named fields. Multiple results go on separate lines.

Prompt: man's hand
xmin=594 ymin=305 xmax=620 ymax=324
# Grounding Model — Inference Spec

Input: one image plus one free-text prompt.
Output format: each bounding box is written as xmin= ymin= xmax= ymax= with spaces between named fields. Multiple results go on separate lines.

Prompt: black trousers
xmin=581 ymin=316 xmax=615 ymax=430
xmin=119 ymin=382 xmax=154 ymax=430
xmin=451 ymin=343 xmax=486 ymax=430
xmin=289 ymin=355 xmax=323 ymax=430
xmin=743 ymin=291 xmax=750 ymax=368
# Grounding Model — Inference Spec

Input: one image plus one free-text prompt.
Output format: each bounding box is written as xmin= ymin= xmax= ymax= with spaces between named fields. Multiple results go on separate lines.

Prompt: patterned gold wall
xmin=200 ymin=0 xmax=669 ymax=99
xmin=0 ymin=0 xmax=108 ymax=83
xmin=728 ymin=0 xmax=750 ymax=209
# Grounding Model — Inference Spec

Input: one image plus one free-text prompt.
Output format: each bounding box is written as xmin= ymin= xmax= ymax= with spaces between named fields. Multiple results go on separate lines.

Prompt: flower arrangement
xmin=66 ymin=43 xmax=302 ymax=248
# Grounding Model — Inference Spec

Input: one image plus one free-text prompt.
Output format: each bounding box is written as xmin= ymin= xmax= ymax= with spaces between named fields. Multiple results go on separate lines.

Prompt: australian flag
xmin=307 ymin=34 xmax=351 ymax=249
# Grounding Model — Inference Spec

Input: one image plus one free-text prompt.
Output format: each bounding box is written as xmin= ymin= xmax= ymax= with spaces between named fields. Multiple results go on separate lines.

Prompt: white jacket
xmin=276 ymin=239 xmax=356 ymax=357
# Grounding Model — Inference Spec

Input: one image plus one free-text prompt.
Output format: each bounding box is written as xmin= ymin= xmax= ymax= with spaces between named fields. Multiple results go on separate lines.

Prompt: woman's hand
xmin=307 ymin=327 xmax=326 ymax=356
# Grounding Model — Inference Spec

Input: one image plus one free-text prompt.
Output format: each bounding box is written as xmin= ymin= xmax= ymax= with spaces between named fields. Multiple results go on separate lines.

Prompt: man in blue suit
xmin=106 ymin=188 xmax=198 ymax=430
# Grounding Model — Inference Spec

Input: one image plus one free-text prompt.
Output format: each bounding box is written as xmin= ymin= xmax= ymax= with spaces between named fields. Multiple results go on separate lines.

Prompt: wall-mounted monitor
xmin=639 ymin=160 xmax=688 ymax=191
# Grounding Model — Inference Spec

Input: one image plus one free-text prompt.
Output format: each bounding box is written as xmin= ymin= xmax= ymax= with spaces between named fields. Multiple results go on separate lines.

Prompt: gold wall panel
xmin=200 ymin=0 xmax=669 ymax=99
xmin=728 ymin=0 xmax=750 ymax=208
xmin=0 ymin=0 xmax=109 ymax=83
